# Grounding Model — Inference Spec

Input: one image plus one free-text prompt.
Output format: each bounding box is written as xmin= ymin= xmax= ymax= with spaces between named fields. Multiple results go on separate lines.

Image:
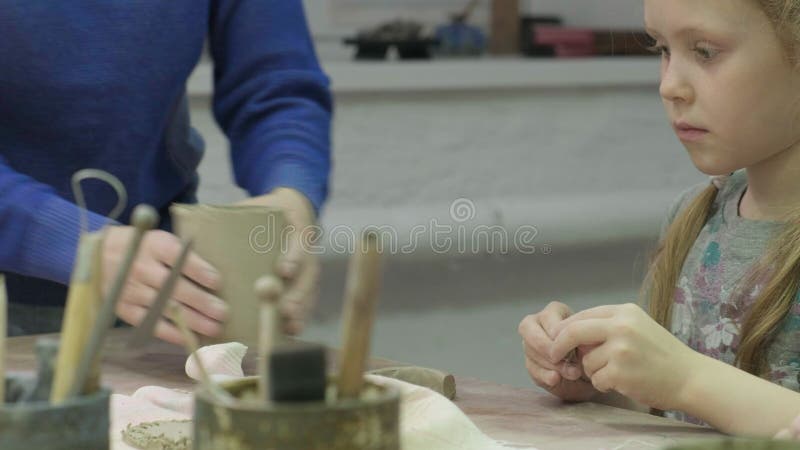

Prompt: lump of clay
xmin=122 ymin=419 xmax=192 ymax=450
xmin=185 ymin=342 xmax=248 ymax=383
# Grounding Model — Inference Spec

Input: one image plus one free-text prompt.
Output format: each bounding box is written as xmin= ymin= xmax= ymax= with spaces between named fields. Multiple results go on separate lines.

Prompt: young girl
xmin=519 ymin=0 xmax=800 ymax=436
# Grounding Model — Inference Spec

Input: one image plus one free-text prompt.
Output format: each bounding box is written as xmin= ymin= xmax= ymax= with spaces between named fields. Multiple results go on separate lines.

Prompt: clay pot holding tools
xmin=0 ymin=340 xmax=111 ymax=450
xmin=193 ymin=232 xmax=400 ymax=450
xmin=193 ymin=376 xmax=400 ymax=450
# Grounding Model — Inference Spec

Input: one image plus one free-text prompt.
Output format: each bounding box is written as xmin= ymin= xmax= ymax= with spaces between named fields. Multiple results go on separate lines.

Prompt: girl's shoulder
xmin=660 ymin=171 xmax=747 ymax=235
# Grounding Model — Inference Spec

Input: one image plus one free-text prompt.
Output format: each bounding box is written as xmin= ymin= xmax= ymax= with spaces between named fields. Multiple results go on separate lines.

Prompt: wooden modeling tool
xmin=336 ymin=231 xmax=383 ymax=399
xmin=127 ymin=239 xmax=194 ymax=351
xmin=166 ymin=301 xmax=236 ymax=405
xmin=0 ymin=274 xmax=6 ymax=404
xmin=64 ymin=205 xmax=158 ymax=400
xmin=254 ymin=275 xmax=283 ymax=403
xmin=50 ymin=232 xmax=106 ymax=403
xmin=369 ymin=366 xmax=457 ymax=400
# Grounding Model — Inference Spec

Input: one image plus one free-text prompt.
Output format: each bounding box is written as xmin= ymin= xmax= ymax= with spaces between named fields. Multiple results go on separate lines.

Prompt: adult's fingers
xmin=147 ymin=230 xmax=221 ymax=291
xmin=278 ymin=255 xmax=320 ymax=335
xmin=117 ymin=303 xmax=185 ymax=346
xmin=133 ymin=258 xmax=228 ymax=323
xmin=164 ymin=302 xmax=224 ymax=338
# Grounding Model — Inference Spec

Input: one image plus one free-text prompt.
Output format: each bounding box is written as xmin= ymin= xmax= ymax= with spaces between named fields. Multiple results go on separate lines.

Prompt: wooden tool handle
xmin=255 ymin=275 xmax=284 ymax=402
xmin=64 ymin=204 xmax=158 ymax=401
xmin=51 ymin=232 xmax=105 ymax=403
xmin=337 ymin=232 xmax=383 ymax=399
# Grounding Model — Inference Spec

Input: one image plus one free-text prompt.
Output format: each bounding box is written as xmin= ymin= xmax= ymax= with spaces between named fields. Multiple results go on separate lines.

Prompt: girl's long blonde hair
xmin=643 ymin=0 xmax=800 ymax=377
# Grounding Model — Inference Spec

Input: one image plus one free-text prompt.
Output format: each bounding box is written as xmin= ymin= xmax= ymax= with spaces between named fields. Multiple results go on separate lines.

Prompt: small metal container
xmin=0 ymin=376 xmax=110 ymax=450
xmin=194 ymin=377 xmax=400 ymax=450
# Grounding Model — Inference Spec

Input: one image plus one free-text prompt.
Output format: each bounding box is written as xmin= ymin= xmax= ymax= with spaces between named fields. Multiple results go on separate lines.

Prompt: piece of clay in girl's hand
xmin=185 ymin=342 xmax=248 ymax=383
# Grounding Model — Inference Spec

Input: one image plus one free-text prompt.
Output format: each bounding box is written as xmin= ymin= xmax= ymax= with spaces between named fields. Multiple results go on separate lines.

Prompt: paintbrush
xmin=126 ymin=239 xmax=194 ymax=351
xmin=336 ymin=231 xmax=383 ymax=399
xmin=64 ymin=205 xmax=158 ymax=400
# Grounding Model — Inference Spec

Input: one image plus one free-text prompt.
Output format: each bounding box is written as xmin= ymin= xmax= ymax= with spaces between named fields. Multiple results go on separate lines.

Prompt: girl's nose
xmin=659 ymin=59 xmax=694 ymax=104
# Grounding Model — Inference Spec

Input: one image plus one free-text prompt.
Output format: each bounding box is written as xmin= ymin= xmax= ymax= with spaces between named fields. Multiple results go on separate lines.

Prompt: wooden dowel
xmin=336 ymin=232 xmax=383 ymax=399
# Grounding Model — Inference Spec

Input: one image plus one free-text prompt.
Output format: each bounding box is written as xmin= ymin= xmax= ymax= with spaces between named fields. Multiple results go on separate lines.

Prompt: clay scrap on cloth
xmin=114 ymin=342 xmax=539 ymax=450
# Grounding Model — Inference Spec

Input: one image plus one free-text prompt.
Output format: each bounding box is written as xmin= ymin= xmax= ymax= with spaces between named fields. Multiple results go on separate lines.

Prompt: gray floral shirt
xmin=661 ymin=171 xmax=797 ymax=423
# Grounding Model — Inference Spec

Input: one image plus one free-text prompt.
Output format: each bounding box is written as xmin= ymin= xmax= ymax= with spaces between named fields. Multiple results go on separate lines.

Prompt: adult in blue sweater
xmin=0 ymin=1 xmax=332 ymax=343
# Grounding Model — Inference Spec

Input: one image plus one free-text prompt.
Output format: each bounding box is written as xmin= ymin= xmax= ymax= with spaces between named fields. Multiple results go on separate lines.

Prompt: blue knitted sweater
xmin=0 ymin=1 xmax=332 ymax=305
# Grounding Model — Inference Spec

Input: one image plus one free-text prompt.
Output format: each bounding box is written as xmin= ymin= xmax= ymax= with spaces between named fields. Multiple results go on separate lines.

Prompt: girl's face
xmin=645 ymin=0 xmax=800 ymax=176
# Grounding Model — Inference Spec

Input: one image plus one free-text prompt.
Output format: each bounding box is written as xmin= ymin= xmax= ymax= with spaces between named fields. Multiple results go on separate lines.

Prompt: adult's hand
xmin=103 ymin=227 xmax=227 ymax=345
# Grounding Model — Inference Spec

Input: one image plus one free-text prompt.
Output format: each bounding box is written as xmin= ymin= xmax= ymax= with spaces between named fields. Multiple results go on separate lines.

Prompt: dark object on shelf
xmin=435 ymin=0 xmax=486 ymax=56
xmin=520 ymin=15 xmax=562 ymax=57
xmin=344 ymin=20 xmax=439 ymax=60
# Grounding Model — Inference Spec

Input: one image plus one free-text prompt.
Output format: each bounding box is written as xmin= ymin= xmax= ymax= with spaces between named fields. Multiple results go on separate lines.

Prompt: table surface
xmin=7 ymin=330 xmax=721 ymax=450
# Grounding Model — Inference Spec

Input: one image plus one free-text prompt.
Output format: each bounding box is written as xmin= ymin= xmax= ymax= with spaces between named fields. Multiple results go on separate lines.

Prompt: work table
xmin=7 ymin=330 xmax=720 ymax=450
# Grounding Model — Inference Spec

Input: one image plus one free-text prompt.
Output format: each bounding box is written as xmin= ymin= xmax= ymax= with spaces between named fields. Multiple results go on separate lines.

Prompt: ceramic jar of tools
xmin=0 ymin=375 xmax=110 ymax=450
xmin=193 ymin=377 xmax=400 ymax=450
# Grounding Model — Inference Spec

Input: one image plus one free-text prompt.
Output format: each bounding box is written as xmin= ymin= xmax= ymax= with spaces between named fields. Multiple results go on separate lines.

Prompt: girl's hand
xmin=549 ymin=303 xmax=701 ymax=411
xmin=519 ymin=302 xmax=600 ymax=402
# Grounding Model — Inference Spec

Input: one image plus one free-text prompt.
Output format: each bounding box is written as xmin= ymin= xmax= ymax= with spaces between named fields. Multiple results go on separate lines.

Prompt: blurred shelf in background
xmin=187 ymin=57 xmax=659 ymax=97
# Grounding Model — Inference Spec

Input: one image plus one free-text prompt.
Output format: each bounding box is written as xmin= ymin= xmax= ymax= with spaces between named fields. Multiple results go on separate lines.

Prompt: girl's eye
xmin=643 ymin=34 xmax=670 ymax=58
xmin=646 ymin=43 xmax=670 ymax=58
xmin=694 ymin=44 xmax=720 ymax=61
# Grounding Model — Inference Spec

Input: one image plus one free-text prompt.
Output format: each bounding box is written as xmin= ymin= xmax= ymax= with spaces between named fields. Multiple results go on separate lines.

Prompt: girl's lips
xmin=674 ymin=123 xmax=709 ymax=142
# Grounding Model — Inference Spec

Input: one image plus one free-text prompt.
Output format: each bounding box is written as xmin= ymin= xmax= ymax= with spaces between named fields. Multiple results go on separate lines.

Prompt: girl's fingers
xmin=525 ymin=356 xmax=561 ymax=388
xmin=578 ymin=343 xmax=612 ymax=379
xmin=519 ymin=317 xmax=560 ymax=365
xmin=588 ymin=362 xmax=616 ymax=394
xmin=550 ymin=318 xmax=610 ymax=363
xmin=539 ymin=302 xmax=573 ymax=338
xmin=551 ymin=305 xmax=619 ymax=337
xmin=521 ymin=340 xmax=560 ymax=371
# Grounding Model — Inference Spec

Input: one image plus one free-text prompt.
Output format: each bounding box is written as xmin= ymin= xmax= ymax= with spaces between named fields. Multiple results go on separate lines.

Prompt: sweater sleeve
xmin=209 ymin=0 xmax=333 ymax=216
xmin=0 ymin=156 xmax=112 ymax=284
